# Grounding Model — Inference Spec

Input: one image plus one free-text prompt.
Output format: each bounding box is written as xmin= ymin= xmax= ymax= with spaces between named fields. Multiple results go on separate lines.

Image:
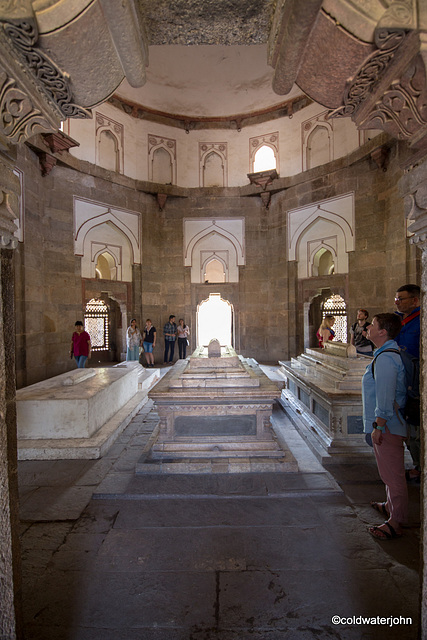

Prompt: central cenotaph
xmin=140 ymin=341 xmax=297 ymax=473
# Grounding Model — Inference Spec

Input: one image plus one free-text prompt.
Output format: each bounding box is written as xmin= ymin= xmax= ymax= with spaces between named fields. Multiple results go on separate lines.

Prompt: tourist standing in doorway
xmin=126 ymin=318 xmax=142 ymax=361
xmin=395 ymin=284 xmax=421 ymax=483
xmin=362 ymin=313 xmax=408 ymax=540
xmin=350 ymin=308 xmax=373 ymax=355
xmin=316 ymin=315 xmax=335 ymax=348
xmin=70 ymin=321 xmax=91 ymax=368
xmin=163 ymin=314 xmax=177 ymax=364
xmin=143 ymin=319 xmax=156 ymax=368
xmin=177 ymin=318 xmax=190 ymax=359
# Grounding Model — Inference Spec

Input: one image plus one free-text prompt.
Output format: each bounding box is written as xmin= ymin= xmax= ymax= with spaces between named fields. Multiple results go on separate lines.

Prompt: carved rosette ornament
xmin=0 ymin=70 xmax=53 ymax=145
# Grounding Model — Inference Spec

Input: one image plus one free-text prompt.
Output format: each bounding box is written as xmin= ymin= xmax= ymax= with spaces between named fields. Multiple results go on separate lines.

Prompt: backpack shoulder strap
xmin=371 ymin=348 xmax=400 ymax=379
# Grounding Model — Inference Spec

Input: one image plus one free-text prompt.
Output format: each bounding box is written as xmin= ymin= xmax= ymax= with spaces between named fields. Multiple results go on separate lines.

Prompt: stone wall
xmin=13 ymin=134 xmax=418 ymax=383
xmin=0 ymin=153 xmax=22 ymax=640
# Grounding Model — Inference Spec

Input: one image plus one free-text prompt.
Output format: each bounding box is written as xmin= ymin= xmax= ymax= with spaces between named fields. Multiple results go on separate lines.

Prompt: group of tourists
xmin=124 ymin=315 xmax=190 ymax=366
xmin=70 ymin=315 xmax=190 ymax=370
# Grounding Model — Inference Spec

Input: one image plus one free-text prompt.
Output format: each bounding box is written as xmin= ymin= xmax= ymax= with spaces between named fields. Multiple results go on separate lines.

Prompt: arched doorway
xmin=197 ymin=293 xmax=233 ymax=347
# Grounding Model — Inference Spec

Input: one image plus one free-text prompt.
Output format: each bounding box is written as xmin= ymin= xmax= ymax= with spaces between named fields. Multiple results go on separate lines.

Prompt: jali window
xmin=322 ymin=294 xmax=347 ymax=343
xmin=84 ymin=299 xmax=109 ymax=351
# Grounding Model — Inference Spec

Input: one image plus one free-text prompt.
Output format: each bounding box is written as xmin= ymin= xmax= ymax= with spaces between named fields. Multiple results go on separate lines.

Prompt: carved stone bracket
xmin=370 ymin=145 xmax=390 ymax=171
xmin=260 ymin=192 xmax=271 ymax=209
xmin=156 ymin=194 xmax=167 ymax=211
xmin=1 ymin=14 xmax=91 ymax=121
xmin=329 ymin=11 xmax=427 ymax=149
xmin=41 ymin=131 xmax=79 ymax=154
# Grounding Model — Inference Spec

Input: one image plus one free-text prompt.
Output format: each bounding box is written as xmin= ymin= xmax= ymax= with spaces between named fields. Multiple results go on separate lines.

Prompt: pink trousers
xmin=373 ymin=428 xmax=408 ymax=525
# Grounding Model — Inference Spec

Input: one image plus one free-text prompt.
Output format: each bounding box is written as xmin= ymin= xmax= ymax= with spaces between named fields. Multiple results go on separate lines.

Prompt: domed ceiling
xmin=116 ymin=45 xmax=301 ymax=119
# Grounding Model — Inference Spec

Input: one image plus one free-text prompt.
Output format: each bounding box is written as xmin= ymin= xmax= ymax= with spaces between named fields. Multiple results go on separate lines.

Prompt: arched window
xmin=95 ymin=251 xmax=117 ymax=280
xmin=322 ymin=294 xmax=347 ymax=343
xmin=312 ymin=247 xmax=335 ymax=276
xmin=253 ymin=145 xmax=276 ymax=172
xmin=204 ymin=258 xmax=225 ymax=283
xmin=84 ymin=299 xmax=109 ymax=352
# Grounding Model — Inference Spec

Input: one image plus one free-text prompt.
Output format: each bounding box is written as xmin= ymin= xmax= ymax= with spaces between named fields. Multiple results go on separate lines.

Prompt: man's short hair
xmin=358 ymin=309 xmax=369 ymax=318
xmin=169 ymin=314 xmax=175 ymax=321
xmin=75 ymin=320 xmax=83 ymax=326
xmin=396 ymin=284 xmax=420 ymax=298
xmin=374 ymin=313 xmax=402 ymax=339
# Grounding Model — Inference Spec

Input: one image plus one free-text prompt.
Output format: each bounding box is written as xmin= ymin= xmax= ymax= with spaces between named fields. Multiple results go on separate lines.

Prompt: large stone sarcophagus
xmin=143 ymin=343 xmax=297 ymax=473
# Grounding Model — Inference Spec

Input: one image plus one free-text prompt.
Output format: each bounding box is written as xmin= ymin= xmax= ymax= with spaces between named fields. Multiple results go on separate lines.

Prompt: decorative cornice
xmin=108 ymin=94 xmax=312 ymax=131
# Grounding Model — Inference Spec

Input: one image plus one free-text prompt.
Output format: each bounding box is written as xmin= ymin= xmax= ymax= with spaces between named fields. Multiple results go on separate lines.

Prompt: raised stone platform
xmin=17 ymin=364 xmax=160 ymax=460
xmin=140 ymin=346 xmax=297 ymax=473
xmin=279 ymin=341 xmax=373 ymax=463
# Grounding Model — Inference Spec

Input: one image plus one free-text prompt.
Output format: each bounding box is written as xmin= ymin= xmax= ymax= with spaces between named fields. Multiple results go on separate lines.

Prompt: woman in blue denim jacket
xmin=362 ymin=313 xmax=408 ymax=540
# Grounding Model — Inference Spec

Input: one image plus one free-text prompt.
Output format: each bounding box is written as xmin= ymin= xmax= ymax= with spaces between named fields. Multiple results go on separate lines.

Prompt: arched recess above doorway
xmin=184 ymin=218 xmax=245 ymax=284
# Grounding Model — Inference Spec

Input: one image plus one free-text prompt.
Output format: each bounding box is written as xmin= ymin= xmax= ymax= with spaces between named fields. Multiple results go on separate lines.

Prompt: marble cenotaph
xmin=279 ymin=341 xmax=373 ymax=463
xmin=142 ymin=343 xmax=297 ymax=473
xmin=17 ymin=363 xmax=159 ymax=460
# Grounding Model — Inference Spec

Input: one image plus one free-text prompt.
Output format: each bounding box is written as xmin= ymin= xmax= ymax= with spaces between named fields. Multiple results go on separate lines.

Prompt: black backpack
xmin=371 ymin=348 xmax=420 ymax=426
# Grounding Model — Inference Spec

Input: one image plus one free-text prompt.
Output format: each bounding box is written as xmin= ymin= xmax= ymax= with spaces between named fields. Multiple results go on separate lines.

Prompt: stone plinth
xmin=17 ymin=364 xmax=159 ymax=460
xmin=279 ymin=344 xmax=373 ymax=463
xmin=143 ymin=346 xmax=296 ymax=473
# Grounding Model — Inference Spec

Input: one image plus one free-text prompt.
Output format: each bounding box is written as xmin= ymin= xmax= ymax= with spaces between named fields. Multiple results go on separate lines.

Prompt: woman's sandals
xmin=368 ymin=521 xmax=402 ymax=540
xmin=370 ymin=501 xmax=389 ymax=518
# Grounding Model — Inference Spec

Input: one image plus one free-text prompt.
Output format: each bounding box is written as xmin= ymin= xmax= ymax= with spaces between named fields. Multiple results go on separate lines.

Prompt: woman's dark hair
xmin=373 ymin=313 xmax=402 ymax=339
xmin=75 ymin=320 xmax=83 ymax=326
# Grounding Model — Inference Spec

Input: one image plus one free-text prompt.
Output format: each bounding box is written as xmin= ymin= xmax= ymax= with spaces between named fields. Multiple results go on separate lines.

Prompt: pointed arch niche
xmin=199 ymin=143 xmax=228 ymax=187
xmin=95 ymin=112 xmax=124 ymax=174
xmin=148 ymin=134 xmax=176 ymax=184
xmin=74 ymin=197 xmax=141 ymax=282
xmin=184 ymin=218 xmax=245 ymax=284
xmin=302 ymin=111 xmax=333 ymax=171
xmin=287 ymin=193 xmax=354 ymax=279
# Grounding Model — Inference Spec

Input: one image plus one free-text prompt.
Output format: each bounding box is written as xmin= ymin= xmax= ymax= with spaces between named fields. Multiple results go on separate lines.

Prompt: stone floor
xmin=18 ymin=391 xmax=421 ymax=639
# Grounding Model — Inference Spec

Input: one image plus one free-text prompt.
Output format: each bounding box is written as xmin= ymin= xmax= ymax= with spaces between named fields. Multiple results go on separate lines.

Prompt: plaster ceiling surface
xmin=116 ymin=44 xmax=301 ymax=118
xmin=115 ymin=0 xmax=301 ymax=118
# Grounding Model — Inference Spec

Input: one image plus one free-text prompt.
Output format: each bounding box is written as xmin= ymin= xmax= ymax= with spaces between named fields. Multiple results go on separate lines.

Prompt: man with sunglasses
xmin=395 ymin=284 xmax=421 ymax=482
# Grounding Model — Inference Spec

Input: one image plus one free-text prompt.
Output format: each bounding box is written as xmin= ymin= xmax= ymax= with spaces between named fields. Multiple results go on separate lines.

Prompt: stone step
xmin=149 ymin=448 xmax=286 ymax=459
xmin=151 ymin=441 xmax=282 ymax=452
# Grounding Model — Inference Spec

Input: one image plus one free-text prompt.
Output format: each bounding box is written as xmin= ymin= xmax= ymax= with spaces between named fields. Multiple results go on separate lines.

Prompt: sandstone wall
xmin=14 ymin=134 xmax=418 ymax=384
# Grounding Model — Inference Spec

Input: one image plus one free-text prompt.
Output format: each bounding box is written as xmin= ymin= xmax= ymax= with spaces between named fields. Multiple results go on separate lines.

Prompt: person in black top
xmin=143 ymin=319 xmax=156 ymax=367
xmin=350 ymin=309 xmax=373 ymax=355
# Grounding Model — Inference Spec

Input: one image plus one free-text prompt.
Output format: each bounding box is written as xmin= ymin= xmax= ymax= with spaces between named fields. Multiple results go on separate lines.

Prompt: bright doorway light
xmin=253 ymin=145 xmax=276 ymax=172
xmin=197 ymin=293 xmax=233 ymax=347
